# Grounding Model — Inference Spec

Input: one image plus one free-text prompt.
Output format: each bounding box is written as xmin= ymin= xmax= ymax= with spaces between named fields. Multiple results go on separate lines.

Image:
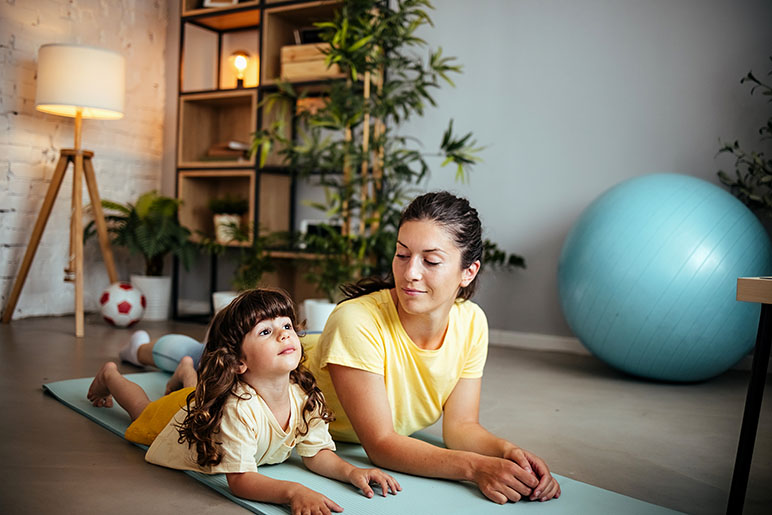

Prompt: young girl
xmin=87 ymin=288 xmax=400 ymax=513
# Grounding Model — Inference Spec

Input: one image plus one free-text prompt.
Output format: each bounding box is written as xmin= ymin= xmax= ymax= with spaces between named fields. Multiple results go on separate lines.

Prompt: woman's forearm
xmin=364 ymin=432 xmax=482 ymax=481
xmin=443 ymin=420 xmax=517 ymax=457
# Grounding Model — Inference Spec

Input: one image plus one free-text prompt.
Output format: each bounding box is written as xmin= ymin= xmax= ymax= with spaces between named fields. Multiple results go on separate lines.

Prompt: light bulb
xmin=233 ymin=55 xmax=248 ymax=77
xmin=230 ymin=50 xmax=250 ymax=87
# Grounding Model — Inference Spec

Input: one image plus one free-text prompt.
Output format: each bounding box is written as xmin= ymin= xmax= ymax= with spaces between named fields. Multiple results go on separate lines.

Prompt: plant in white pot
xmin=87 ymin=190 xmax=196 ymax=320
xmin=208 ymin=194 xmax=249 ymax=245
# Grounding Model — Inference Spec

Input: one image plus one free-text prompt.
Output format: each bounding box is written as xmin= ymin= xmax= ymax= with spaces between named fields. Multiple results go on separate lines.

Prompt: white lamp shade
xmin=36 ymin=44 xmax=125 ymax=120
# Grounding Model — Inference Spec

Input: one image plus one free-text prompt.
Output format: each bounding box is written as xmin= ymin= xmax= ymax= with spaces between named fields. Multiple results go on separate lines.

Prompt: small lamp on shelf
xmin=230 ymin=50 xmax=250 ymax=88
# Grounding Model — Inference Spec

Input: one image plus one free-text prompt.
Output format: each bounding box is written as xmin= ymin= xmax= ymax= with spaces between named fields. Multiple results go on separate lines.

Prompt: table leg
xmin=727 ymin=303 xmax=772 ymax=514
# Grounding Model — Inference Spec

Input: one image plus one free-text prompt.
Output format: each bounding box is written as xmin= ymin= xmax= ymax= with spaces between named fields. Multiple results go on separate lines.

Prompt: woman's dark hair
xmin=341 ymin=191 xmax=484 ymax=301
xmin=176 ymin=288 xmax=333 ymax=467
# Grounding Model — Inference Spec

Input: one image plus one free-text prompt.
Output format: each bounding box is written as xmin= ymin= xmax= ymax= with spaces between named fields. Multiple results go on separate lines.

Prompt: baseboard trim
xmin=488 ymin=329 xmax=764 ymax=373
xmin=489 ymin=329 xmax=589 ymax=356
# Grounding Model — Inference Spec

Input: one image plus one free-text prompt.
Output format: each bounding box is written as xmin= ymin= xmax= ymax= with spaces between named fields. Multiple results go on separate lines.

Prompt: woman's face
xmin=392 ymin=219 xmax=479 ymax=317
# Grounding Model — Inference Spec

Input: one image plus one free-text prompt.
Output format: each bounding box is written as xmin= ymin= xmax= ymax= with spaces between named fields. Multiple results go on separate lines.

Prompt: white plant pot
xmin=212 ymin=290 xmax=239 ymax=313
xmin=130 ymin=274 xmax=172 ymax=321
xmin=302 ymin=298 xmax=336 ymax=332
xmin=213 ymin=214 xmax=242 ymax=244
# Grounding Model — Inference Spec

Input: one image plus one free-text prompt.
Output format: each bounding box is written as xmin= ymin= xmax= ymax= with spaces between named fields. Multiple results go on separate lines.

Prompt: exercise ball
xmin=558 ymin=173 xmax=772 ymax=382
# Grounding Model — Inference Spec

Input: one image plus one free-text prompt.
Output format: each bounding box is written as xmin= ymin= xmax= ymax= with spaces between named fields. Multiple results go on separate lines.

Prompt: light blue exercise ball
xmin=558 ymin=173 xmax=772 ymax=382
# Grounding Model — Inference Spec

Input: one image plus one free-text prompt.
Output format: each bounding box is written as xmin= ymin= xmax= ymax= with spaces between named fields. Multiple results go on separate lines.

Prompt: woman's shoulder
xmin=330 ymin=289 xmax=392 ymax=324
xmin=452 ymin=298 xmax=487 ymax=322
xmin=319 ymin=290 xmax=393 ymax=353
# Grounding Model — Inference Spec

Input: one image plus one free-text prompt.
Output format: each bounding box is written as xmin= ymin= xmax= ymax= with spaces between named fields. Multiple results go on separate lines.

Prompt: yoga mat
xmin=43 ymin=372 xmax=680 ymax=514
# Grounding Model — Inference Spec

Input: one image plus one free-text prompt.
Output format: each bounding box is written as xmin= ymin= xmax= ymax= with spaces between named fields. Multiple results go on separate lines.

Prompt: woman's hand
xmin=470 ymin=454 xmax=539 ymax=504
xmin=502 ymin=447 xmax=561 ymax=502
xmin=347 ymin=467 xmax=402 ymax=498
xmin=287 ymin=483 xmax=343 ymax=515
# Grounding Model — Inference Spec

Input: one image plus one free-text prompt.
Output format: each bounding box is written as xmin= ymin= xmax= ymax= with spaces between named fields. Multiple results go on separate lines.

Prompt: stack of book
xmin=204 ymin=140 xmax=249 ymax=161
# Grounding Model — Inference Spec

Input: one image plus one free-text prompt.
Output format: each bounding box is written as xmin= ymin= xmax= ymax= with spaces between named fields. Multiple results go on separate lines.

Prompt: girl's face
xmin=237 ymin=316 xmax=301 ymax=380
xmin=392 ymin=220 xmax=479 ymax=317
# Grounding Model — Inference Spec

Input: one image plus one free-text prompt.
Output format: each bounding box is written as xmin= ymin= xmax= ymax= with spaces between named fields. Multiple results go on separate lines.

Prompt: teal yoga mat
xmin=43 ymin=372 xmax=679 ymax=514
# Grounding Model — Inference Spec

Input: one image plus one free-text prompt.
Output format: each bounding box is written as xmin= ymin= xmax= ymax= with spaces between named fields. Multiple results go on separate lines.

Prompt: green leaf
xmin=349 ymin=35 xmax=373 ymax=52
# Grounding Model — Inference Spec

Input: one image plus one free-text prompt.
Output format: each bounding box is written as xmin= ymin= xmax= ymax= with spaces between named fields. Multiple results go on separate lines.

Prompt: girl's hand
xmin=502 ymin=447 xmax=561 ymax=502
xmin=347 ymin=467 xmax=402 ymax=498
xmin=287 ymin=484 xmax=343 ymax=515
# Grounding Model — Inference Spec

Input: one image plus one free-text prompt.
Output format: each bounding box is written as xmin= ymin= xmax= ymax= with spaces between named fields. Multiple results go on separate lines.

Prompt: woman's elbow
xmin=359 ymin=433 xmax=397 ymax=466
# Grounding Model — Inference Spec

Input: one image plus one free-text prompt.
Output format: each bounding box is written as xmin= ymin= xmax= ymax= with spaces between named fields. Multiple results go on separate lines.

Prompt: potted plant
xmin=87 ymin=190 xmax=196 ymax=320
xmin=717 ymin=57 xmax=772 ymax=229
xmin=208 ymin=194 xmax=249 ymax=245
xmin=253 ymin=0 xmax=524 ymax=328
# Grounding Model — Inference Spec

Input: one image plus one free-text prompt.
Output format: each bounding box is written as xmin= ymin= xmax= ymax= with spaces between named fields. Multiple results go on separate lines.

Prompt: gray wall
xmin=402 ymin=0 xmax=772 ymax=336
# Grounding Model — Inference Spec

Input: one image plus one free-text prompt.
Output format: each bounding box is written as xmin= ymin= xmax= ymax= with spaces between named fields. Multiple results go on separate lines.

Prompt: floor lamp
xmin=1 ymin=44 xmax=124 ymax=337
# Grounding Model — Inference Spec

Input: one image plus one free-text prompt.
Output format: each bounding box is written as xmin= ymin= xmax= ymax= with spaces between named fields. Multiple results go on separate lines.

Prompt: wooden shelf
xmin=177 ymin=90 xmax=257 ymax=168
xmin=181 ymin=1 xmax=261 ymax=25
xmin=181 ymin=21 xmax=259 ymax=93
xmin=262 ymin=1 xmax=342 ymax=84
xmin=257 ymin=172 xmax=292 ymax=234
xmin=178 ymin=170 xmax=255 ymax=246
xmin=267 ymin=249 xmax=323 ymax=260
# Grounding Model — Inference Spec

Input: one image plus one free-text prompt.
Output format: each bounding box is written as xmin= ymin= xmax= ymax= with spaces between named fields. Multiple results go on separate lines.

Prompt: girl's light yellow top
xmin=144 ymin=381 xmax=335 ymax=474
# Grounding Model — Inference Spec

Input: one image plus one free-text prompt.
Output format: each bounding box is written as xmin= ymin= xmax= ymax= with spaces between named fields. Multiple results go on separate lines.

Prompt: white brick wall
xmin=0 ymin=0 xmax=169 ymax=319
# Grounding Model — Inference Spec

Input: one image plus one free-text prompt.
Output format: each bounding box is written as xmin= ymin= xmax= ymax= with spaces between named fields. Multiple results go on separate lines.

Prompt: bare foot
xmin=87 ymin=362 xmax=118 ymax=408
xmin=165 ymin=356 xmax=196 ymax=394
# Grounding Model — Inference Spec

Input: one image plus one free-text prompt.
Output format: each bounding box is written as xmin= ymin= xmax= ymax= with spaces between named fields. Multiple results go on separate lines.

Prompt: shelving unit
xmin=173 ymin=0 xmax=342 ymax=319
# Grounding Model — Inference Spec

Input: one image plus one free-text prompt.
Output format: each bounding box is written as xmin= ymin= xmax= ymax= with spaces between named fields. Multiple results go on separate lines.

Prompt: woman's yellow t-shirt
xmin=305 ymin=289 xmax=488 ymax=442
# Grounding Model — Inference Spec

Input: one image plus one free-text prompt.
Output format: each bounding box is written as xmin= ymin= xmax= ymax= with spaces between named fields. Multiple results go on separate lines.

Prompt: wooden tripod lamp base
xmin=2 ymin=43 xmax=126 ymax=337
xmin=1 ymin=148 xmax=118 ymax=337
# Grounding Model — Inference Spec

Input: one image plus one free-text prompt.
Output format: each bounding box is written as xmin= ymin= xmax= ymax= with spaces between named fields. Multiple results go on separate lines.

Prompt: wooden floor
xmin=0 ymin=314 xmax=770 ymax=514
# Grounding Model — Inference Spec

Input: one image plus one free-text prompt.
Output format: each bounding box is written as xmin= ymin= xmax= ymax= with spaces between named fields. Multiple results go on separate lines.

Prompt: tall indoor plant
xmin=87 ymin=190 xmax=196 ymax=320
xmin=254 ymin=0 xmax=524 ymax=313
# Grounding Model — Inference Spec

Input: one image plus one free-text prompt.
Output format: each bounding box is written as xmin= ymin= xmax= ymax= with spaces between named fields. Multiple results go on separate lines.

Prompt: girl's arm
xmin=226 ymin=471 xmax=342 ymax=514
xmin=328 ymin=364 xmax=542 ymax=504
xmin=442 ymin=377 xmax=561 ymax=502
xmin=302 ymin=449 xmax=401 ymax=497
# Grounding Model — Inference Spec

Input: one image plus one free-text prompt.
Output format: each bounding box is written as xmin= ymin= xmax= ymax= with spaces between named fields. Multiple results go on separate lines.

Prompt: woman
xmin=119 ymin=191 xmax=560 ymax=504
xmin=306 ymin=191 xmax=560 ymax=504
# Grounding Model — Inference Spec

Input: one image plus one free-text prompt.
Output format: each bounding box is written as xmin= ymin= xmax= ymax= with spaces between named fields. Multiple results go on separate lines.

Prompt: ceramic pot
xmin=212 ymin=290 xmax=239 ymax=313
xmin=130 ymin=274 xmax=171 ymax=321
xmin=213 ymin=214 xmax=242 ymax=244
xmin=302 ymin=298 xmax=336 ymax=332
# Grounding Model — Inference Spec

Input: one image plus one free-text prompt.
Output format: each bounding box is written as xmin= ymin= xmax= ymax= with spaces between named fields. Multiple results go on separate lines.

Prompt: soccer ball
xmin=100 ymin=282 xmax=145 ymax=327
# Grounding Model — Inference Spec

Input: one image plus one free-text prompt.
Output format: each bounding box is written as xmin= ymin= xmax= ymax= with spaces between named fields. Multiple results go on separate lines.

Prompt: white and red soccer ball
xmin=99 ymin=282 xmax=145 ymax=327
